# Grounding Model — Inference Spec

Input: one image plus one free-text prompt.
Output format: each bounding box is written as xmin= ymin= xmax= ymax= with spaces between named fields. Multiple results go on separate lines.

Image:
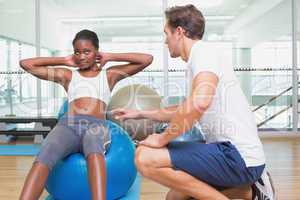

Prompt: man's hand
xmin=139 ymin=133 xmax=168 ymax=148
xmin=111 ymin=108 xmax=142 ymax=121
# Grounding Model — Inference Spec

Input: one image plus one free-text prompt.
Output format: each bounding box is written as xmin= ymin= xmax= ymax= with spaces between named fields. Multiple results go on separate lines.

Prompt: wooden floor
xmin=0 ymin=137 xmax=300 ymax=200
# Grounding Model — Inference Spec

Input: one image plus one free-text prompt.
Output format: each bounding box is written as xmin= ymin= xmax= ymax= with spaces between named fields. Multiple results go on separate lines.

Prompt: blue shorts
xmin=167 ymin=141 xmax=265 ymax=190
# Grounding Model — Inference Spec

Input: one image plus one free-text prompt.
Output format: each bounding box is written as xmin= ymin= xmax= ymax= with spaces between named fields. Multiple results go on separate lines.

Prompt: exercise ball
xmin=172 ymin=126 xmax=205 ymax=143
xmin=45 ymin=120 xmax=137 ymax=200
xmin=57 ymin=100 xmax=68 ymax=120
xmin=107 ymin=84 xmax=162 ymax=141
xmin=156 ymin=123 xmax=205 ymax=143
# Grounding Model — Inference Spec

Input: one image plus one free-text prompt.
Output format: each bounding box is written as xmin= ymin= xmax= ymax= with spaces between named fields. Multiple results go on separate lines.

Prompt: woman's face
xmin=73 ymin=39 xmax=98 ymax=69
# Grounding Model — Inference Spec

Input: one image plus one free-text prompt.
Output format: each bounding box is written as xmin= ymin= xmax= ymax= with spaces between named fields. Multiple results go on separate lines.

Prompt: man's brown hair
xmin=165 ymin=4 xmax=205 ymax=40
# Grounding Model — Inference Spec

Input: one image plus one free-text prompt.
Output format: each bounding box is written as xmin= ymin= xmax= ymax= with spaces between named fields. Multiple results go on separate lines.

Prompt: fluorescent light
xmin=59 ymin=15 xmax=233 ymax=24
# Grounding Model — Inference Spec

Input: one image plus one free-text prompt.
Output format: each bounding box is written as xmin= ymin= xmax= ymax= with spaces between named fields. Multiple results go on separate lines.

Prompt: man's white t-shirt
xmin=187 ymin=41 xmax=265 ymax=167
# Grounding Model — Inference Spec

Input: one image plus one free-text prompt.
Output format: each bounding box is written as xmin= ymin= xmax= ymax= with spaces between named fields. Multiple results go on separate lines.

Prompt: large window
xmin=0 ymin=0 xmax=298 ymax=130
xmin=0 ymin=0 xmax=36 ymax=117
xmin=40 ymin=0 xmax=164 ymax=114
xmin=165 ymin=0 xmax=296 ymax=130
xmin=297 ymin=0 xmax=300 ymax=130
xmin=249 ymin=0 xmax=293 ymax=130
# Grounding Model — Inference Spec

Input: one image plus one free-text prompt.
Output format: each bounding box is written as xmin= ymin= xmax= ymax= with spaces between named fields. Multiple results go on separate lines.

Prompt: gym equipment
xmin=107 ymin=84 xmax=162 ymax=141
xmin=45 ymin=120 xmax=137 ymax=200
xmin=172 ymin=126 xmax=205 ymax=143
xmin=0 ymin=117 xmax=57 ymax=143
xmin=156 ymin=123 xmax=205 ymax=143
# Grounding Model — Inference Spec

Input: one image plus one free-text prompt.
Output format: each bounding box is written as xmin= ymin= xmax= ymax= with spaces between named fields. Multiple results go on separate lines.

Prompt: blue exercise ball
xmin=172 ymin=126 xmax=205 ymax=143
xmin=156 ymin=123 xmax=205 ymax=143
xmin=46 ymin=103 xmax=137 ymax=200
xmin=57 ymin=100 xmax=68 ymax=120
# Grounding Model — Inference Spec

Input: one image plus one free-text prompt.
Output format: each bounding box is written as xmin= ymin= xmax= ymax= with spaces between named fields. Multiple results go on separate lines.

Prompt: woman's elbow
xmin=19 ymin=60 xmax=26 ymax=69
xmin=19 ymin=60 xmax=29 ymax=70
xmin=144 ymin=54 xmax=153 ymax=66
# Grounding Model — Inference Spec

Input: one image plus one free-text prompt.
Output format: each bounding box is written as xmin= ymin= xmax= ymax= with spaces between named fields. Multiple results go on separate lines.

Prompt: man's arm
xmin=156 ymin=71 xmax=219 ymax=145
xmin=112 ymin=105 xmax=179 ymax=123
xmin=140 ymin=105 xmax=179 ymax=122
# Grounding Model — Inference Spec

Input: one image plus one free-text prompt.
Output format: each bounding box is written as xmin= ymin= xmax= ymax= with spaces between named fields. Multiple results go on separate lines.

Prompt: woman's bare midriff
xmin=67 ymin=97 xmax=107 ymax=119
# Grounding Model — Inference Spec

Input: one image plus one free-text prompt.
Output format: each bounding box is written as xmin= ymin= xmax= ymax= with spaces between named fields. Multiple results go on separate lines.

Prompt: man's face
xmin=164 ymin=23 xmax=181 ymax=58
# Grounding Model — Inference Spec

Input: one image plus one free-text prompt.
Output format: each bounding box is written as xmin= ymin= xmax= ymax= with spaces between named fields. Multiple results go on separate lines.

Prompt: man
xmin=113 ymin=4 xmax=275 ymax=200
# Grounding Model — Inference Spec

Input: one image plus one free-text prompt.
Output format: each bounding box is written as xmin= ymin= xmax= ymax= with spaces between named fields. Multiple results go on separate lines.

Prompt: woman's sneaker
xmin=252 ymin=170 xmax=276 ymax=200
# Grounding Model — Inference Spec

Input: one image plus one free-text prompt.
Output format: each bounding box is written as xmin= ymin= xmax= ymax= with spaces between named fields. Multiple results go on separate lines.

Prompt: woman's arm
xmin=103 ymin=52 xmax=153 ymax=89
xmin=19 ymin=56 xmax=74 ymax=85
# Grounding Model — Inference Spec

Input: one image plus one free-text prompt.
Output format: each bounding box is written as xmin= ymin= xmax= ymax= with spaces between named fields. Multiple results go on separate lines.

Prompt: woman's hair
xmin=72 ymin=29 xmax=99 ymax=49
xmin=165 ymin=4 xmax=205 ymax=40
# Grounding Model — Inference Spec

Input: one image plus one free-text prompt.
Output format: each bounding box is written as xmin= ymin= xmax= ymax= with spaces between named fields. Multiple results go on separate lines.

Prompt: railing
xmin=252 ymin=86 xmax=293 ymax=112
xmin=252 ymin=81 xmax=299 ymax=128
xmin=0 ymin=67 xmax=299 ymax=130
xmin=257 ymin=105 xmax=293 ymax=128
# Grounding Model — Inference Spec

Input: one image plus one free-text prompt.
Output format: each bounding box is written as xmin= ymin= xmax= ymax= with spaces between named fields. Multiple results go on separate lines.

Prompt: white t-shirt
xmin=187 ymin=41 xmax=265 ymax=167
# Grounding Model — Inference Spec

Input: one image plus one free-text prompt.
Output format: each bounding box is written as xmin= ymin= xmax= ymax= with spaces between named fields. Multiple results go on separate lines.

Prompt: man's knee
xmin=135 ymin=146 xmax=156 ymax=177
xmin=135 ymin=146 xmax=171 ymax=177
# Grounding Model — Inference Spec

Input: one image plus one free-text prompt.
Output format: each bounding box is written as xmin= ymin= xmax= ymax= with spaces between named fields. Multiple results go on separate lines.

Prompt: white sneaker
xmin=252 ymin=170 xmax=276 ymax=200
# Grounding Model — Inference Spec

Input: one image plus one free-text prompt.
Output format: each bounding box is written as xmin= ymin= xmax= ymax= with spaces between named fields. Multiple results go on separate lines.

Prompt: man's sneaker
xmin=252 ymin=170 xmax=276 ymax=200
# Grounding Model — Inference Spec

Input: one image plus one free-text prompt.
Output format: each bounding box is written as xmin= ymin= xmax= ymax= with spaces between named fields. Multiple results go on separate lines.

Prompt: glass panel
xmin=166 ymin=0 xmax=293 ymax=131
xmin=0 ymin=0 xmax=36 ymax=117
xmin=40 ymin=48 xmax=57 ymax=116
xmin=41 ymin=0 xmax=164 ymax=115
xmin=297 ymin=0 xmax=300 ymax=130
xmin=19 ymin=44 xmax=36 ymax=110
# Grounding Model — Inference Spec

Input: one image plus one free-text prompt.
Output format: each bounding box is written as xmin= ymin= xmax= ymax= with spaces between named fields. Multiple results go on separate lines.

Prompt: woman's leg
xmin=87 ymin=153 xmax=106 ymax=200
xmin=19 ymin=125 xmax=80 ymax=200
xmin=19 ymin=162 xmax=49 ymax=200
xmin=82 ymin=123 xmax=110 ymax=200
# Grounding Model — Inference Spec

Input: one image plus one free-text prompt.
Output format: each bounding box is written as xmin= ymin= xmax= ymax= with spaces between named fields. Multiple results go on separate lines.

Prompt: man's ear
xmin=176 ymin=26 xmax=186 ymax=37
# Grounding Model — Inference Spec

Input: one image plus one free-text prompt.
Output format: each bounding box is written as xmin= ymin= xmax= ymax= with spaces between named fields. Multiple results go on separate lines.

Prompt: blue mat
xmin=45 ymin=174 xmax=141 ymax=200
xmin=0 ymin=144 xmax=40 ymax=156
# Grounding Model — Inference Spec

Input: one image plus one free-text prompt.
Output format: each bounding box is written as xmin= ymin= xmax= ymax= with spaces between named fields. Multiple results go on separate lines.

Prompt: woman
xmin=19 ymin=29 xmax=153 ymax=200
